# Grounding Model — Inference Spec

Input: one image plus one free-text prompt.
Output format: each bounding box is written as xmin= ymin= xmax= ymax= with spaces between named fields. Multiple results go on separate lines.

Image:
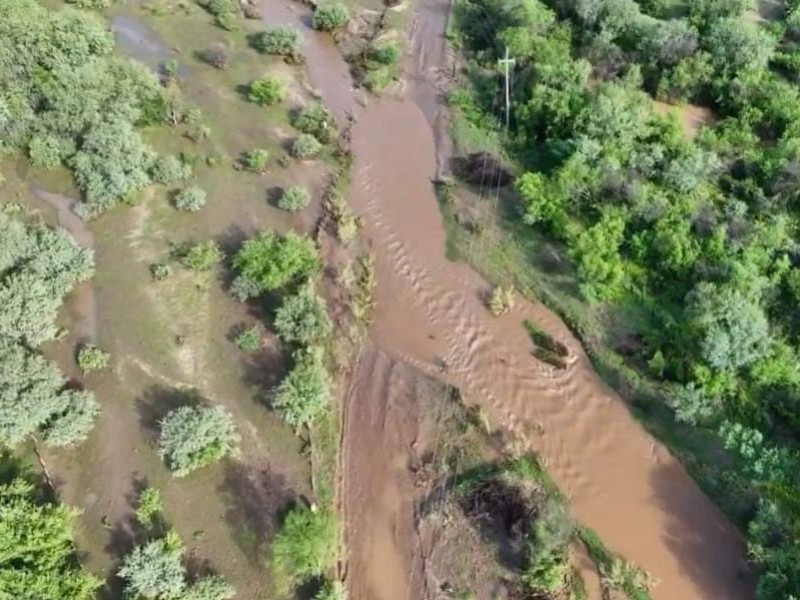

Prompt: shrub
xmin=273 ymin=346 xmax=331 ymax=427
xmin=215 ymin=11 xmax=238 ymax=31
xmin=77 ymin=344 xmax=110 ymax=373
xmin=312 ymin=3 xmax=350 ymax=32
xmin=179 ymin=240 xmax=222 ymax=271
xmin=40 ymin=389 xmax=100 ymax=447
xmin=488 ymin=285 xmax=514 ymax=316
xmin=293 ymin=103 xmax=335 ymax=144
xmin=199 ymin=0 xmax=236 ymax=16
xmin=278 ymin=186 xmax=312 ymax=211
xmin=274 ymin=282 xmax=332 ymax=345
xmin=230 ymin=275 xmax=263 ymax=302
xmin=244 ymin=148 xmax=270 ymax=172
xmin=199 ymin=44 xmax=230 ymax=69
xmin=67 ymin=0 xmax=113 ymax=8
xmin=235 ymin=323 xmax=264 ymax=352
xmin=233 ymin=231 xmax=319 ymax=294
xmin=29 ymin=135 xmax=72 ymax=169
xmin=118 ymin=534 xmax=185 ymax=600
xmin=151 ymin=155 xmax=191 ymax=184
xmin=248 ymin=77 xmax=284 ymax=106
xmin=271 ymin=506 xmax=337 ymax=591
xmin=368 ymin=42 xmax=400 ymax=65
xmin=314 ymin=580 xmax=347 ymax=600
xmin=174 ymin=186 xmax=207 ymax=212
xmin=292 ymin=134 xmax=323 ymax=159
xmin=158 ymin=405 xmax=239 ymax=476
xmin=150 ymin=263 xmax=172 ymax=281
xmin=183 ymin=576 xmax=235 ymax=600
xmin=252 ymin=26 xmax=303 ymax=60
xmin=135 ymin=487 xmax=164 ymax=528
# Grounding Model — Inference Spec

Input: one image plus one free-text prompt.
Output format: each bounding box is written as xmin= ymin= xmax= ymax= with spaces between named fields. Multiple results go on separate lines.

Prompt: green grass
xmin=577 ymin=527 xmax=653 ymax=600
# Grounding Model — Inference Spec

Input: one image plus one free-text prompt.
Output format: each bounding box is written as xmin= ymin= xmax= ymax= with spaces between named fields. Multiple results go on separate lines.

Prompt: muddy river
xmin=266 ymin=0 xmax=753 ymax=598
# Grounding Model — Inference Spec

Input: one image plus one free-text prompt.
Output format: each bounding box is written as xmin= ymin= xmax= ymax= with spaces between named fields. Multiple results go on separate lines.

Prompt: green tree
xmin=0 ymin=478 xmax=101 ymax=599
xmin=705 ymin=18 xmax=775 ymax=77
xmin=118 ymin=534 xmax=186 ymax=599
xmin=71 ymin=118 xmax=154 ymax=217
xmin=687 ymin=282 xmax=771 ymax=372
xmin=274 ymin=282 xmax=332 ymax=345
xmin=278 ymin=186 xmax=311 ymax=212
xmin=273 ymin=346 xmax=331 ymax=427
xmin=572 ymin=210 xmax=627 ymax=302
xmin=312 ymin=3 xmax=350 ymax=31
xmin=158 ymin=405 xmax=239 ymax=477
xmin=248 ymin=77 xmax=283 ymax=106
xmin=233 ymin=231 xmax=319 ymax=294
xmin=252 ymin=26 xmax=303 ymax=60
xmin=271 ymin=506 xmax=337 ymax=592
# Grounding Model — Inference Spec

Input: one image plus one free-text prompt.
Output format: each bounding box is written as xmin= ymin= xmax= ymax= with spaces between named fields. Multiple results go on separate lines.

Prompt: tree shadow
xmin=217 ymin=461 xmax=293 ymax=566
xmin=135 ymin=385 xmax=204 ymax=443
xmin=99 ymin=473 xmax=154 ymax=600
xmin=648 ymin=458 xmax=755 ymax=598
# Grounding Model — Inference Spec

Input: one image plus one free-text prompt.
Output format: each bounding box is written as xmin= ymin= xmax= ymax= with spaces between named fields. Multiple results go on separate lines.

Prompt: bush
xmin=151 ymin=155 xmax=191 ymax=184
xmin=215 ymin=11 xmax=238 ymax=31
xmin=77 ymin=344 xmax=110 ymax=373
xmin=233 ymin=231 xmax=319 ymax=294
xmin=248 ymin=77 xmax=284 ymax=106
xmin=278 ymin=186 xmax=312 ymax=211
xmin=199 ymin=44 xmax=230 ymax=69
xmin=252 ymin=26 xmax=303 ymax=60
xmin=118 ymin=535 xmax=186 ymax=600
xmin=312 ymin=3 xmax=350 ymax=32
xmin=150 ymin=263 xmax=172 ymax=281
xmin=235 ymin=323 xmax=264 ymax=352
xmin=273 ymin=346 xmax=331 ymax=427
xmin=174 ymin=186 xmax=207 ymax=212
xmin=29 ymin=135 xmax=72 ymax=169
xmin=293 ymin=103 xmax=335 ymax=144
xmin=244 ymin=148 xmax=270 ymax=172
xmin=67 ymin=0 xmax=113 ymax=8
xmin=368 ymin=42 xmax=400 ymax=65
xmin=179 ymin=240 xmax=223 ymax=271
xmin=271 ymin=506 xmax=337 ymax=591
xmin=292 ymin=134 xmax=323 ymax=159
xmin=158 ymin=405 xmax=239 ymax=476
xmin=135 ymin=487 xmax=164 ymax=528
xmin=274 ymin=282 xmax=332 ymax=345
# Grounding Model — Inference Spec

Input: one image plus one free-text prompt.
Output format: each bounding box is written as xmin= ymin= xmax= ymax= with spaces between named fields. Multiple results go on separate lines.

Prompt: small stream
xmin=261 ymin=0 xmax=753 ymax=598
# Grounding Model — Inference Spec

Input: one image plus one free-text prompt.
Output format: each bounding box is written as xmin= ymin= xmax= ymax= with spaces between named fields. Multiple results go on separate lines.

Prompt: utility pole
xmin=498 ymin=46 xmax=515 ymax=131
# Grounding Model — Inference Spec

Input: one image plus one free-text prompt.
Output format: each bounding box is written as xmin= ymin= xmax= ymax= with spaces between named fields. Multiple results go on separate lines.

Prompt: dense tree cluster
xmin=0 ymin=214 xmax=98 ymax=447
xmin=0 ymin=0 xmax=170 ymax=217
xmin=0 ymin=477 xmax=101 ymax=599
xmin=454 ymin=0 xmax=800 ymax=595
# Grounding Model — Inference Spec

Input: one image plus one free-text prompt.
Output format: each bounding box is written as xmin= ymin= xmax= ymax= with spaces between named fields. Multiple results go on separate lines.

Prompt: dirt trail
xmin=342 ymin=344 xmax=434 ymax=600
xmin=275 ymin=0 xmax=754 ymax=597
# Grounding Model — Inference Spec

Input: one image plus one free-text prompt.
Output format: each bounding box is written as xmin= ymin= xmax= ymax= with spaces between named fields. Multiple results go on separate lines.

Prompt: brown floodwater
xmin=264 ymin=0 xmax=754 ymax=597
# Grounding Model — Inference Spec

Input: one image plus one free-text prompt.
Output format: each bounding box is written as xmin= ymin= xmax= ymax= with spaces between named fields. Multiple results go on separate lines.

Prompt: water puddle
xmin=111 ymin=15 xmax=173 ymax=71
